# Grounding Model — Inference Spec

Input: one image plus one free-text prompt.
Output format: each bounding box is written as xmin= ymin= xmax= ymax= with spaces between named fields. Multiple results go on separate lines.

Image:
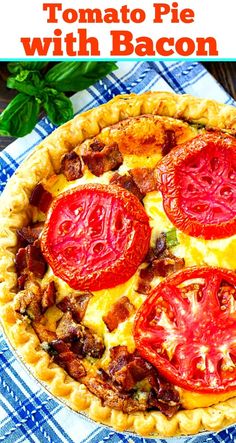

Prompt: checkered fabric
xmin=0 ymin=61 xmax=236 ymax=443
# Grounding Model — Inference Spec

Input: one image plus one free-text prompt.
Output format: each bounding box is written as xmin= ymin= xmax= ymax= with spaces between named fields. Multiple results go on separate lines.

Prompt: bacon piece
xmin=90 ymin=139 xmax=105 ymax=152
xmin=108 ymin=346 xmax=152 ymax=391
xmin=110 ymin=172 xmax=144 ymax=201
xmin=33 ymin=322 xmax=57 ymax=342
xmin=129 ymin=167 xmax=157 ymax=194
xmin=48 ymin=339 xmax=86 ymax=380
xmin=136 ymin=279 xmax=151 ymax=295
xmin=17 ymin=274 xmax=27 ymax=290
xmin=137 ymin=255 xmax=185 ymax=292
xmin=17 ymin=222 xmax=44 ymax=246
xmin=109 ymin=346 xmax=130 ymax=374
xmin=29 ymin=183 xmax=53 ymax=213
xmin=148 ymin=375 xmax=180 ymax=417
xmin=148 ymin=389 xmax=180 ymax=417
xmin=83 ymin=328 xmax=105 ymax=358
xmin=56 ymin=312 xmax=80 ymax=341
xmin=84 ymin=377 xmax=147 ymax=413
xmin=152 ymin=254 xmax=185 ymax=277
xmin=14 ymin=280 xmax=42 ymax=321
xmin=57 ymin=292 xmax=92 ymax=322
xmin=15 ymin=248 xmax=27 ymax=276
xmin=56 ymin=312 xmax=105 ymax=359
xmin=26 ymin=244 xmax=47 ymax=278
xmin=41 ymin=281 xmax=56 ymax=313
xmin=82 ymin=143 xmax=123 ymax=177
xmin=65 ymin=358 xmax=87 ymax=380
xmin=136 ymin=265 xmax=154 ymax=294
xmin=60 ymin=151 xmax=83 ymax=181
xmin=47 ymin=338 xmax=69 ymax=354
xmin=161 ymin=129 xmax=177 ymax=156
xmin=103 ymin=296 xmax=134 ymax=332
xmin=138 ymin=233 xmax=184 ymax=292
xmin=16 ymin=244 xmax=46 ymax=279
xmin=15 ymin=243 xmax=47 ymax=289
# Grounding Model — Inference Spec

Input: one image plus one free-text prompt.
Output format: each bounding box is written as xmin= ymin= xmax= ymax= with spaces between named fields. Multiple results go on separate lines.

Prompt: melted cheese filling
xmin=40 ymin=152 xmax=236 ymax=409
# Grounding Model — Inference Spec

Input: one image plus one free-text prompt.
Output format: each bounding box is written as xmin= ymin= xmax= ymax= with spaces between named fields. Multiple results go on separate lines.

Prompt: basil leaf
xmin=42 ymin=89 xmax=73 ymax=126
xmin=0 ymin=93 xmax=40 ymax=137
xmin=45 ymin=61 xmax=118 ymax=92
xmin=165 ymin=228 xmax=179 ymax=248
xmin=0 ymin=127 xmax=10 ymax=136
xmin=7 ymin=71 xmax=45 ymax=96
xmin=7 ymin=76 xmax=43 ymax=97
xmin=8 ymin=62 xmax=49 ymax=74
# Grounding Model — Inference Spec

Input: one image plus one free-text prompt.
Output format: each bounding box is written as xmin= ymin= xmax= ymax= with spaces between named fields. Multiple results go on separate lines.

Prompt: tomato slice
xmin=155 ymin=132 xmax=236 ymax=239
xmin=41 ymin=184 xmax=151 ymax=291
xmin=134 ymin=267 xmax=236 ymax=393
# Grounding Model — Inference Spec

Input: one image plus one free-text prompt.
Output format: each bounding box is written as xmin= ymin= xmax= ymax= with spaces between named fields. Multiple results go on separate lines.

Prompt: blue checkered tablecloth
xmin=0 ymin=61 xmax=236 ymax=443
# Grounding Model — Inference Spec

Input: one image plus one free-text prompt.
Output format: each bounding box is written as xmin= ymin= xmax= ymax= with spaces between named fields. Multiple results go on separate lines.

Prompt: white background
xmin=0 ymin=0 xmax=235 ymax=59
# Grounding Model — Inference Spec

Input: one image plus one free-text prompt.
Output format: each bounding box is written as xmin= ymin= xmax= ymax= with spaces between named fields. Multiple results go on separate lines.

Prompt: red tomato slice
xmin=41 ymin=184 xmax=151 ymax=291
xmin=155 ymin=132 xmax=236 ymax=239
xmin=134 ymin=267 xmax=236 ymax=393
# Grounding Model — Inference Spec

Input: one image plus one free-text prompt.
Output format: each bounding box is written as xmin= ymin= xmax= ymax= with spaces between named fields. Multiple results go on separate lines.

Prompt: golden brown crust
xmin=1 ymin=91 xmax=236 ymax=437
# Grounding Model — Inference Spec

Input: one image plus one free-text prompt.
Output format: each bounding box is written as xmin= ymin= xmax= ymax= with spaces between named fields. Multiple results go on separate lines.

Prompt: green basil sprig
xmin=45 ymin=61 xmax=117 ymax=92
xmin=42 ymin=88 xmax=74 ymax=126
xmin=0 ymin=93 xmax=40 ymax=137
xmin=7 ymin=62 xmax=49 ymax=74
xmin=0 ymin=61 xmax=117 ymax=137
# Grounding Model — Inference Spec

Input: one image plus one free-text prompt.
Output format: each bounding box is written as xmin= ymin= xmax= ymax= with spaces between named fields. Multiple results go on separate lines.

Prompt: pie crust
xmin=1 ymin=91 xmax=236 ymax=438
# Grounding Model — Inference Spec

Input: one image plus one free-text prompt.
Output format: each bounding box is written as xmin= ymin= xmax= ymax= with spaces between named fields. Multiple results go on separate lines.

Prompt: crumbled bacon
xmin=29 ymin=183 xmax=53 ymax=213
xmin=90 ymin=139 xmax=105 ymax=152
xmin=17 ymin=222 xmax=44 ymax=246
xmin=151 ymin=254 xmax=185 ymax=277
xmin=56 ymin=312 xmax=80 ymax=341
xmin=55 ymin=312 xmax=105 ymax=359
xmin=136 ymin=269 xmax=153 ymax=294
xmin=27 ymin=244 xmax=47 ymax=278
xmin=129 ymin=167 xmax=157 ymax=194
xmin=84 ymin=346 xmax=180 ymax=416
xmin=48 ymin=339 xmax=86 ymax=380
xmin=137 ymin=233 xmax=184 ymax=293
xmin=148 ymin=389 xmax=180 ymax=417
xmin=148 ymin=374 xmax=180 ymax=417
xmin=57 ymin=292 xmax=92 ymax=322
xmin=108 ymin=346 xmax=152 ymax=391
xmin=136 ymin=279 xmax=151 ymax=295
xmin=161 ymin=129 xmax=177 ymax=156
xmin=82 ymin=327 xmax=105 ymax=358
xmin=15 ymin=248 xmax=27 ymax=276
xmin=65 ymin=358 xmax=87 ymax=380
xmin=15 ymin=242 xmax=47 ymax=287
xmin=84 ymin=377 xmax=146 ymax=413
xmin=103 ymin=296 xmax=134 ymax=332
xmin=14 ymin=280 xmax=42 ymax=321
xmin=32 ymin=322 xmax=57 ymax=343
xmin=60 ymin=151 xmax=83 ymax=181
xmin=82 ymin=143 xmax=123 ymax=176
xmin=110 ymin=172 xmax=144 ymax=201
xmin=41 ymin=281 xmax=56 ymax=313
xmin=47 ymin=338 xmax=69 ymax=354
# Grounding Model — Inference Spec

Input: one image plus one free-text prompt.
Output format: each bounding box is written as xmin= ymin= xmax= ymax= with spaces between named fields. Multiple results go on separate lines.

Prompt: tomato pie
xmin=1 ymin=91 xmax=236 ymax=437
